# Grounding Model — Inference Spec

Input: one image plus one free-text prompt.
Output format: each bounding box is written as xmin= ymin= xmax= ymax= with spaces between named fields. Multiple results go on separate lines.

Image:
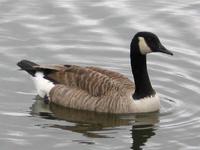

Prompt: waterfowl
xmin=17 ymin=32 xmax=173 ymax=114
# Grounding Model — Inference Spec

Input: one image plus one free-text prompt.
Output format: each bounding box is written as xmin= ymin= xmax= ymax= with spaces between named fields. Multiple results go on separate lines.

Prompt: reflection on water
xmin=131 ymin=125 xmax=156 ymax=150
xmin=31 ymin=98 xmax=158 ymax=148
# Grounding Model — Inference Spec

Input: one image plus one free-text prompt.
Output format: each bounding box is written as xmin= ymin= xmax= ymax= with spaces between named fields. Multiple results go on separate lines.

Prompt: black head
xmin=132 ymin=32 xmax=173 ymax=55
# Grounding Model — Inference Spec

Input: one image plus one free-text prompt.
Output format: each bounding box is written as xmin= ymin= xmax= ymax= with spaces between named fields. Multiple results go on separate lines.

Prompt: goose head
xmin=131 ymin=32 xmax=173 ymax=56
xmin=130 ymin=32 xmax=173 ymax=100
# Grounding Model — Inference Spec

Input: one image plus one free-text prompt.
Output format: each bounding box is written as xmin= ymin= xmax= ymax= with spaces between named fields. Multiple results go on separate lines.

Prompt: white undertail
xmin=32 ymin=72 xmax=55 ymax=98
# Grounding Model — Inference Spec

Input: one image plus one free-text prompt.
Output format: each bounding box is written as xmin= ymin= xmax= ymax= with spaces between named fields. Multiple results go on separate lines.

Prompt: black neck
xmin=130 ymin=42 xmax=155 ymax=100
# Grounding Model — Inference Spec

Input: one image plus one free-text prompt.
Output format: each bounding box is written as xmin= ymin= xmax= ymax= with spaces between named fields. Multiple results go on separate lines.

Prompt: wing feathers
xmin=28 ymin=64 xmax=134 ymax=98
xmin=87 ymin=66 xmax=134 ymax=86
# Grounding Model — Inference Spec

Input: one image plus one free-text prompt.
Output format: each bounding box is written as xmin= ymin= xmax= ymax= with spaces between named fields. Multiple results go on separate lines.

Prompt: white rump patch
xmin=138 ymin=37 xmax=152 ymax=55
xmin=32 ymin=72 xmax=55 ymax=98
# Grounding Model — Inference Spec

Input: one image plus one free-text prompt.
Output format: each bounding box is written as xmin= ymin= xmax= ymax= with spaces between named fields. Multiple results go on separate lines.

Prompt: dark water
xmin=0 ymin=0 xmax=200 ymax=149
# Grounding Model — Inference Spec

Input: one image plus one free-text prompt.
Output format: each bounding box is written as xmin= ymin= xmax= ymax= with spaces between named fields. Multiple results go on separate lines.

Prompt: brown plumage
xmin=35 ymin=64 xmax=135 ymax=113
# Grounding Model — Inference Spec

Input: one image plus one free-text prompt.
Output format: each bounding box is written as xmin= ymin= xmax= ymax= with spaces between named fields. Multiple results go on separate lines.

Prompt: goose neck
xmin=130 ymin=45 xmax=155 ymax=100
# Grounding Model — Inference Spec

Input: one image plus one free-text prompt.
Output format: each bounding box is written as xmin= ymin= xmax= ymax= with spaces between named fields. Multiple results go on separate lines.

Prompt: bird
xmin=17 ymin=32 xmax=173 ymax=114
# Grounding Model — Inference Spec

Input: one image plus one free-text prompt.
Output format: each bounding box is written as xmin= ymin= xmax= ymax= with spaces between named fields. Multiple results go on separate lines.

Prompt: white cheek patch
xmin=138 ymin=37 xmax=152 ymax=54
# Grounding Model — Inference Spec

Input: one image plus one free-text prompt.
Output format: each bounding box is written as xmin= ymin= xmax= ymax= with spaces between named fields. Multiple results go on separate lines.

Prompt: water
xmin=0 ymin=0 xmax=200 ymax=149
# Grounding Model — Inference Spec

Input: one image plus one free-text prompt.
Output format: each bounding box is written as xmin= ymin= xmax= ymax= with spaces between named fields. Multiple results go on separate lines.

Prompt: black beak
xmin=158 ymin=44 xmax=173 ymax=55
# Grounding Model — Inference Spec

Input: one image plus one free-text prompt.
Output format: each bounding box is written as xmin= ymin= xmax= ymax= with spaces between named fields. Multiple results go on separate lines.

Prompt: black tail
xmin=17 ymin=60 xmax=39 ymax=76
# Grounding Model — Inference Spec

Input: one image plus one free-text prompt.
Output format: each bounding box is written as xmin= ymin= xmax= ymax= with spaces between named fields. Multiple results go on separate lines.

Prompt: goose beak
xmin=158 ymin=44 xmax=173 ymax=55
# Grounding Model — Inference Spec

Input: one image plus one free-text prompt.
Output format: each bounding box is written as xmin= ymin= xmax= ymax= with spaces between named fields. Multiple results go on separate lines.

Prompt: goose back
xmin=34 ymin=64 xmax=134 ymax=96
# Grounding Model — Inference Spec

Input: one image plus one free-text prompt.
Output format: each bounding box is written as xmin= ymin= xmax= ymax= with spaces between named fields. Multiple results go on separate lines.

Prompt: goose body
xmin=17 ymin=32 xmax=173 ymax=114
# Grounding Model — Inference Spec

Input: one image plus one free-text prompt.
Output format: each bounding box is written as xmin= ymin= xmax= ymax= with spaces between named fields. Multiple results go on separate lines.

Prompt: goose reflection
xmin=30 ymin=98 xmax=159 ymax=149
xmin=131 ymin=124 xmax=156 ymax=150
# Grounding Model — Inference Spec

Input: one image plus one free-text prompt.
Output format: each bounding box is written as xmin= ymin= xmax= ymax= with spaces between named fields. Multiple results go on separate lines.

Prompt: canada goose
xmin=17 ymin=32 xmax=173 ymax=114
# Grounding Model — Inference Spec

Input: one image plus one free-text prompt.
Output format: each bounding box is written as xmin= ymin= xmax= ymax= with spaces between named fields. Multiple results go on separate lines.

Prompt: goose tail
xmin=17 ymin=60 xmax=55 ymax=98
xmin=17 ymin=59 xmax=39 ymax=76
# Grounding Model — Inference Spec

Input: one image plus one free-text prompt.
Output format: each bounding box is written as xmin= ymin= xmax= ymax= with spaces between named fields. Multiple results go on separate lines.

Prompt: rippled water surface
xmin=1 ymin=0 xmax=200 ymax=149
